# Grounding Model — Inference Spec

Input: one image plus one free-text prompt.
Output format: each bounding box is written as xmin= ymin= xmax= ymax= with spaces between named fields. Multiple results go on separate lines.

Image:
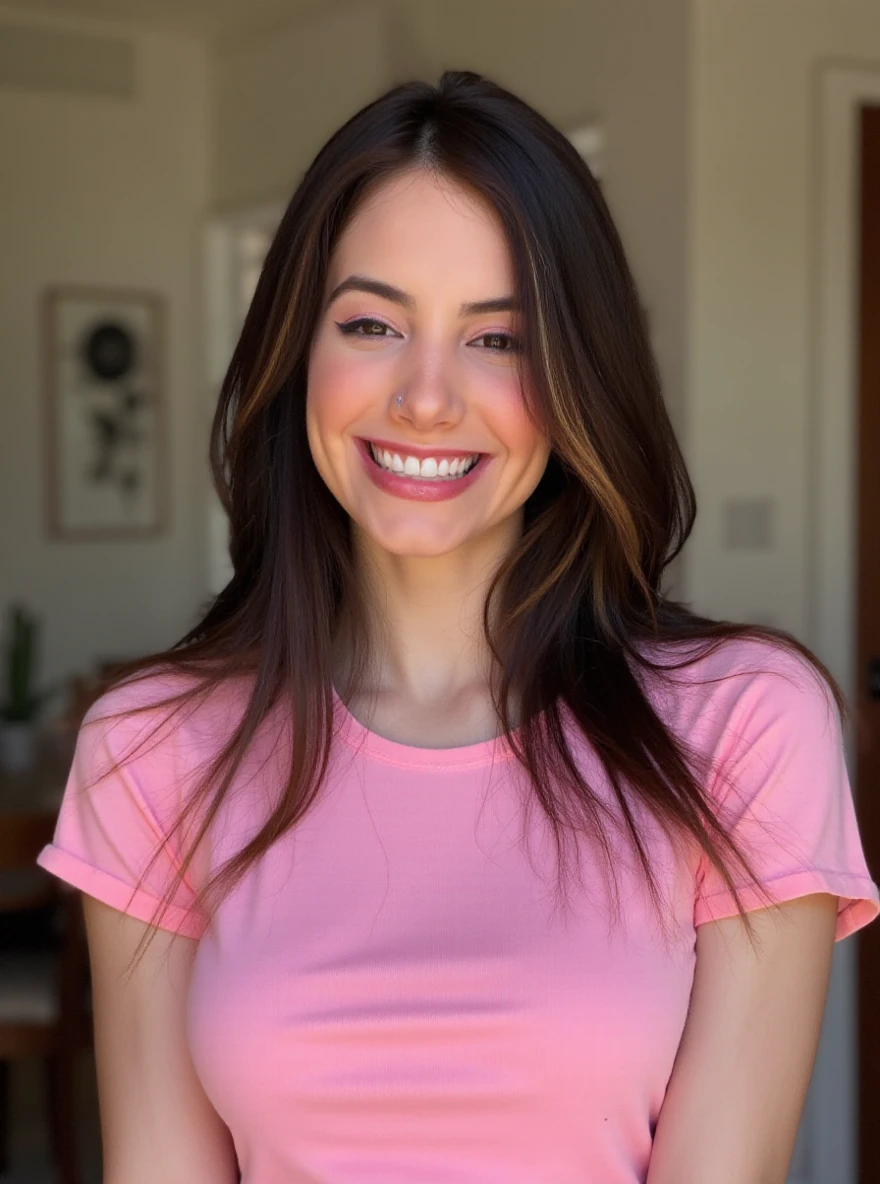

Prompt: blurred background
xmin=0 ymin=1 xmax=878 ymax=1181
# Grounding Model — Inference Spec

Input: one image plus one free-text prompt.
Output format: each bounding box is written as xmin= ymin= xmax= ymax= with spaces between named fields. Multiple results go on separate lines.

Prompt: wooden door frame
xmin=810 ymin=59 xmax=880 ymax=1184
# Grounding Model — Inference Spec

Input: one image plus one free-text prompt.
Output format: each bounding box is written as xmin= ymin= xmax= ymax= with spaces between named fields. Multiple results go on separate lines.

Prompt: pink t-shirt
xmin=37 ymin=638 xmax=880 ymax=1184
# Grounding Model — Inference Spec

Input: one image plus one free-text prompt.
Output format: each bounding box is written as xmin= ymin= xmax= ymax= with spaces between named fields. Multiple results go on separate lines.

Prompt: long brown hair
xmin=85 ymin=70 xmax=843 ymax=967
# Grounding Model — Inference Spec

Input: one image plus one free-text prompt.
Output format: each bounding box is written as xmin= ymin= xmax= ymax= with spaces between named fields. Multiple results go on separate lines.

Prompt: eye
xmin=334 ymin=317 xmax=400 ymax=339
xmin=470 ymin=331 xmax=522 ymax=353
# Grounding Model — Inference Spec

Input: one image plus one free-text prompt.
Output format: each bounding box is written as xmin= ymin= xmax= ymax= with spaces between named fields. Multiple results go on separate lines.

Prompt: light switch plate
xmin=722 ymin=498 xmax=775 ymax=549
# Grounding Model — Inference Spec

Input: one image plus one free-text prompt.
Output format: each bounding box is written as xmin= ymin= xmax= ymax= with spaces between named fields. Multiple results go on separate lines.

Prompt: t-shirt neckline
xmin=330 ymin=684 xmax=520 ymax=769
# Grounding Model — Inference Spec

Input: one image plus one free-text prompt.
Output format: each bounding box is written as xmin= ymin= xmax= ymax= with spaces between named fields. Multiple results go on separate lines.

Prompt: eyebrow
xmin=325 ymin=274 xmax=519 ymax=317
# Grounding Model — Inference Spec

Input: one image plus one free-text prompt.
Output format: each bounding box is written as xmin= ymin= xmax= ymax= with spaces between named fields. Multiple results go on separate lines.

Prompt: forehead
xmin=328 ymin=169 xmax=514 ymax=288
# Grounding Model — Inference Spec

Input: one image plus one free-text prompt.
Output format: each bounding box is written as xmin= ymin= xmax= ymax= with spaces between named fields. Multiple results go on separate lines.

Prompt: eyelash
xmin=334 ymin=317 xmax=522 ymax=353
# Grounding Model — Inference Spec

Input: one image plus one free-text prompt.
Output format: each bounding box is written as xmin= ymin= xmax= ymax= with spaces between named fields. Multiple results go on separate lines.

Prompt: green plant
xmin=1 ymin=603 xmax=57 ymax=723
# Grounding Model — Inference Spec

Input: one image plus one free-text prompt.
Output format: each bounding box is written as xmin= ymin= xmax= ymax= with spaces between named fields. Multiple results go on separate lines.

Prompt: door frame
xmin=809 ymin=59 xmax=880 ymax=1184
xmin=202 ymin=200 xmax=285 ymax=596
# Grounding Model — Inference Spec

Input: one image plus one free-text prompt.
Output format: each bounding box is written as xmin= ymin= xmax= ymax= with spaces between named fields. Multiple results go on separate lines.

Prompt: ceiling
xmin=1 ymin=0 xmax=329 ymax=41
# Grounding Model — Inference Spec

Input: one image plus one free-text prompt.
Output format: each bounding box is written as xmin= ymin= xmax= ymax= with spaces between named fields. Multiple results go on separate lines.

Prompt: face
xmin=306 ymin=168 xmax=551 ymax=560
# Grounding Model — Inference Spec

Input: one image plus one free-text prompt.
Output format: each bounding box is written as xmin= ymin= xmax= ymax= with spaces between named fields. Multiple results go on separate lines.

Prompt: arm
xmin=646 ymin=892 xmax=838 ymax=1184
xmin=83 ymin=895 xmax=239 ymax=1184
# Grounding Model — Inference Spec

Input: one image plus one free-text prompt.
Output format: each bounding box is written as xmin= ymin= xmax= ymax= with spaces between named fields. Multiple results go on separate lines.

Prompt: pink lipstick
xmin=354 ymin=437 xmax=490 ymax=503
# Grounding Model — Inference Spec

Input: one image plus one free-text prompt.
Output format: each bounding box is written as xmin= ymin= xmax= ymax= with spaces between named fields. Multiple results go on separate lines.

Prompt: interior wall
xmin=212 ymin=0 xmax=691 ymax=446
xmin=212 ymin=1 xmax=390 ymax=213
xmin=685 ymin=0 xmax=880 ymax=638
xmin=0 ymin=12 xmax=210 ymax=701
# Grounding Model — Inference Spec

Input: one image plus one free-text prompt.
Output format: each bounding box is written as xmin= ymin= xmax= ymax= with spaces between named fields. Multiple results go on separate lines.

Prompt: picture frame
xmin=42 ymin=285 xmax=168 ymax=540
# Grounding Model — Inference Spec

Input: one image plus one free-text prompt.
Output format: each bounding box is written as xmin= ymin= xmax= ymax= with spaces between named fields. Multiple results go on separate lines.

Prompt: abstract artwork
xmin=43 ymin=286 xmax=167 ymax=539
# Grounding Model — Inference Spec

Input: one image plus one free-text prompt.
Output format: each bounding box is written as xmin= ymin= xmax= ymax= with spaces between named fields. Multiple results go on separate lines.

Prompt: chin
xmin=362 ymin=523 xmax=474 ymax=558
xmin=376 ymin=537 xmax=464 ymax=558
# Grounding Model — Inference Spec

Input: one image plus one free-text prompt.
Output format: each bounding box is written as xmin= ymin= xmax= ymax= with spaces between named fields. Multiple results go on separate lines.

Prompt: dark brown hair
xmin=84 ymin=70 xmax=843 ymax=968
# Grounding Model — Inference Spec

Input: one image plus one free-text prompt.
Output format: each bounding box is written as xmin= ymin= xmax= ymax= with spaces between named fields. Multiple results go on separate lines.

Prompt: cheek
xmin=305 ymin=345 xmax=355 ymax=430
xmin=485 ymin=381 xmax=548 ymax=461
xmin=306 ymin=341 xmax=348 ymax=482
xmin=306 ymin=336 xmax=375 ymax=432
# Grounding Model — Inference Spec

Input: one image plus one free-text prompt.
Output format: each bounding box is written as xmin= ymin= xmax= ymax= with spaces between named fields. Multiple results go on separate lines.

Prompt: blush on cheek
xmin=488 ymin=387 xmax=544 ymax=452
xmin=306 ymin=347 xmax=378 ymax=489
xmin=308 ymin=346 xmax=378 ymax=425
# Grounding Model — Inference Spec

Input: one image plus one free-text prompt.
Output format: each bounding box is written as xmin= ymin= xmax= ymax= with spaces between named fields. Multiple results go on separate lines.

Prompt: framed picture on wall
xmin=43 ymin=285 xmax=168 ymax=540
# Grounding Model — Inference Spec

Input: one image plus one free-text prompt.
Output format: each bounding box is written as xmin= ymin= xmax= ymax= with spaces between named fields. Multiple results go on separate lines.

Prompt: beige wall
xmin=212 ymin=1 xmax=390 ymax=212
xmin=685 ymin=0 xmax=880 ymax=637
xmin=0 ymin=0 xmax=692 ymax=710
xmin=0 ymin=16 xmax=210 ymax=695
xmin=212 ymin=0 xmax=691 ymax=445
xmin=12 ymin=0 xmax=878 ymax=701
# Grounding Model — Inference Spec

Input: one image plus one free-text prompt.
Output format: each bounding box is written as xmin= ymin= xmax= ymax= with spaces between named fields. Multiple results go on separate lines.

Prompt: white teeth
xmin=368 ymin=443 xmax=479 ymax=481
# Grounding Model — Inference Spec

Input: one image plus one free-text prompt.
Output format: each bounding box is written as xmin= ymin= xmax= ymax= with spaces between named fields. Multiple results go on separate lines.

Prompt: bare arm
xmin=646 ymin=892 xmax=838 ymax=1184
xmin=83 ymin=894 xmax=239 ymax=1184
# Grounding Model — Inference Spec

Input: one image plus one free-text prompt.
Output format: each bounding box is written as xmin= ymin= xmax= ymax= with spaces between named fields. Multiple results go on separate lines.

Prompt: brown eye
xmin=335 ymin=318 xmax=398 ymax=339
xmin=471 ymin=332 xmax=522 ymax=353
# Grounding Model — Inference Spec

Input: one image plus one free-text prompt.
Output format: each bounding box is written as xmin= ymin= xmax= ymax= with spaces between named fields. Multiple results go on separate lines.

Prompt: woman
xmin=38 ymin=70 xmax=879 ymax=1183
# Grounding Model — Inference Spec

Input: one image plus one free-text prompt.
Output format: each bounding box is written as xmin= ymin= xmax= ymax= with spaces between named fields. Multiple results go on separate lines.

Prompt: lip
xmin=354 ymin=437 xmax=490 ymax=502
xmin=358 ymin=436 xmax=485 ymax=462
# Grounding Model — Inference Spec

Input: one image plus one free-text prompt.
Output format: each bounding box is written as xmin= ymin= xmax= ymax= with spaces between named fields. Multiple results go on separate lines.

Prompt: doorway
xmin=856 ymin=102 xmax=880 ymax=1184
xmin=202 ymin=202 xmax=284 ymax=597
xmin=812 ymin=64 xmax=880 ymax=1184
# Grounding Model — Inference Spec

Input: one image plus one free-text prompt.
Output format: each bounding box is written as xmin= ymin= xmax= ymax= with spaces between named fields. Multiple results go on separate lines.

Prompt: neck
xmin=335 ymin=512 xmax=522 ymax=709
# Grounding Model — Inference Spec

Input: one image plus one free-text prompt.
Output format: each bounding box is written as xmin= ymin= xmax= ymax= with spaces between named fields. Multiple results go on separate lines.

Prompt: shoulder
xmin=76 ymin=668 xmax=256 ymax=805
xmin=44 ymin=669 xmax=251 ymax=936
xmin=637 ymin=634 xmax=840 ymax=778
xmin=83 ymin=667 xmax=251 ymax=750
xmin=83 ymin=668 xmax=196 ymax=733
xmin=639 ymin=633 xmax=834 ymax=709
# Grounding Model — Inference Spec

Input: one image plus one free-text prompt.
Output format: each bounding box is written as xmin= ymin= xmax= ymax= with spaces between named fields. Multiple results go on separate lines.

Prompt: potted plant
xmin=0 ymin=602 xmax=58 ymax=773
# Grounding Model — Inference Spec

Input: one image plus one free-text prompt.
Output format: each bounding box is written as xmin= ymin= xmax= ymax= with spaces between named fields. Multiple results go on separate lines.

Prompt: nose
xmin=391 ymin=345 xmax=464 ymax=432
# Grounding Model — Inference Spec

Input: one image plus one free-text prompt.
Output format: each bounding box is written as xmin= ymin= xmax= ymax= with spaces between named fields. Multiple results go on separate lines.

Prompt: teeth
xmin=368 ymin=443 xmax=479 ymax=481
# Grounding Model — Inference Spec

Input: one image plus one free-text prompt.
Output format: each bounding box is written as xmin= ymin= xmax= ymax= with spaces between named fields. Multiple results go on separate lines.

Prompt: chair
xmin=0 ymin=810 xmax=92 ymax=1184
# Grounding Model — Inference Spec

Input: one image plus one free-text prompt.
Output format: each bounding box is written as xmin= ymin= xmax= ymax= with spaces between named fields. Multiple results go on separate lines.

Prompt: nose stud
xmin=396 ymin=394 xmax=403 ymax=407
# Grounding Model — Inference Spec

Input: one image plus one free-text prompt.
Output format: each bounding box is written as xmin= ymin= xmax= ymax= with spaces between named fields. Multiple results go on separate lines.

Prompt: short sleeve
xmin=693 ymin=652 xmax=880 ymax=941
xmin=36 ymin=681 xmax=209 ymax=938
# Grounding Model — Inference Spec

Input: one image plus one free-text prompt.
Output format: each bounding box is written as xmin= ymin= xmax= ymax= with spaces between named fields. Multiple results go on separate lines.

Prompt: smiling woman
xmin=306 ymin=169 xmax=549 ymax=534
xmin=35 ymin=69 xmax=879 ymax=1184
